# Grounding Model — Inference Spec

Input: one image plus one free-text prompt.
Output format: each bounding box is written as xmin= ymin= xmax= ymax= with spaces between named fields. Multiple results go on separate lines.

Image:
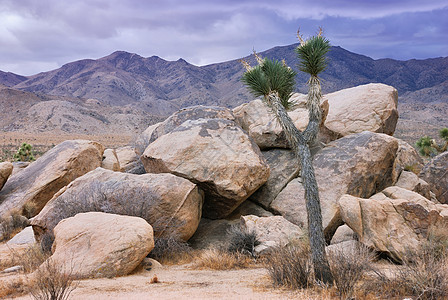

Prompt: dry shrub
xmin=0 ymin=212 xmax=29 ymax=242
xmin=227 ymin=224 xmax=260 ymax=258
xmin=27 ymin=257 xmax=79 ymax=300
xmin=0 ymin=277 xmax=27 ymax=299
xmin=192 ymin=248 xmax=255 ymax=270
xmin=148 ymin=235 xmax=193 ymax=265
xmin=265 ymin=243 xmax=314 ymax=289
xmin=328 ymin=243 xmax=375 ymax=299
xmin=362 ymin=226 xmax=448 ymax=300
xmin=12 ymin=243 xmax=49 ymax=273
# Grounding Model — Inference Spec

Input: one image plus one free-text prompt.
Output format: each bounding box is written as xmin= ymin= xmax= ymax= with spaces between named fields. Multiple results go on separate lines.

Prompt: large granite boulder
xmin=46 ymin=212 xmax=154 ymax=278
xmin=419 ymin=152 xmax=448 ymax=204
xmin=135 ymin=106 xmax=235 ymax=154
xmin=0 ymin=162 xmax=13 ymax=191
xmin=248 ymin=149 xmax=300 ymax=209
xmin=233 ymin=95 xmax=333 ymax=149
xmin=240 ymin=215 xmax=305 ymax=253
xmin=271 ymin=131 xmax=399 ymax=240
xmin=142 ymin=118 xmax=269 ymax=219
xmin=339 ymin=190 xmax=448 ymax=261
xmin=325 ymin=83 xmax=398 ymax=137
xmin=395 ymin=171 xmax=431 ymax=200
xmin=0 ymin=140 xmax=104 ymax=219
xmin=31 ymin=168 xmax=203 ymax=241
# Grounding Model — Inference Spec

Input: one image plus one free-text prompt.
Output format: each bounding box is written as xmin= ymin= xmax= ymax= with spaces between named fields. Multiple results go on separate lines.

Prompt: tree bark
xmin=264 ymin=90 xmax=333 ymax=284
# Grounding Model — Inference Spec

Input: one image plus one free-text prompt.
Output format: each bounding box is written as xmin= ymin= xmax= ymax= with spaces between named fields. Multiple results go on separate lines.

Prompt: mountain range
xmin=1 ymin=44 xmax=447 ymax=143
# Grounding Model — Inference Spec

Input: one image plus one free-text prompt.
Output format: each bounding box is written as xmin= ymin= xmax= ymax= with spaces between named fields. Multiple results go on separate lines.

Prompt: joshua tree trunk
xmin=264 ymin=85 xmax=333 ymax=284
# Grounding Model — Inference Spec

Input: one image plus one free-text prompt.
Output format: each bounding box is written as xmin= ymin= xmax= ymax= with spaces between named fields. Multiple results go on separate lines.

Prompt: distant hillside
xmin=1 ymin=44 xmax=447 ymax=145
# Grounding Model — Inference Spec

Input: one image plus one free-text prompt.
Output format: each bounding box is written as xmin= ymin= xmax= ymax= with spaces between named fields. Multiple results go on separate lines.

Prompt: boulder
xmin=240 ymin=215 xmax=305 ymax=254
xmin=227 ymin=200 xmax=274 ymax=220
xmin=135 ymin=106 xmax=235 ymax=154
xmin=330 ymin=224 xmax=356 ymax=245
xmin=0 ymin=140 xmax=104 ymax=219
xmin=419 ymin=152 xmax=448 ymax=204
xmin=142 ymin=118 xmax=269 ymax=219
xmin=271 ymin=131 xmax=399 ymax=241
xmin=395 ymin=171 xmax=431 ymax=200
xmin=101 ymin=149 xmax=120 ymax=171
xmin=0 ymin=162 xmax=13 ymax=191
xmin=31 ymin=168 xmax=203 ymax=242
xmin=325 ymin=83 xmax=398 ymax=137
xmin=338 ymin=192 xmax=448 ymax=261
xmin=115 ymin=146 xmax=145 ymax=174
xmin=6 ymin=226 xmax=36 ymax=245
xmin=233 ymin=95 xmax=334 ymax=149
xmin=392 ymin=139 xmax=424 ymax=183
xmin=11 ymin=161 xmax=30 ymax=175
xmin=248 ymin=149 xmax=300 ymax=209
xmin=46 ymin=212 xmax=154 ymax=278
xmin=188 ymin=218 xmax=240 ymax=250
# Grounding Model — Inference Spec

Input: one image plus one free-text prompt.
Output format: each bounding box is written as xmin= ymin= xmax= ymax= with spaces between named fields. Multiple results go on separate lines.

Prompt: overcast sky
xmin=1 ymin=0 xmax=447 ymax=76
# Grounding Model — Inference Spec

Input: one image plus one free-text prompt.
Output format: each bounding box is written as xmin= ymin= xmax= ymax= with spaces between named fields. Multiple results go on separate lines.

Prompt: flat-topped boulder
xmin=142 ymin=118 xmax=269 ymax=219
xmin=135 ymin=106 xmax=235 ymax=154
xmin=0 ymin=140 xmax=104 ymax=220
xmin=31 ymin=168 xmax=203 ymax=242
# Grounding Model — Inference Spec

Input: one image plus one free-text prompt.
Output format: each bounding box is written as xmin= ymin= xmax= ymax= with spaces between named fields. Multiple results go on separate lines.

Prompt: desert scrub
xmin=327 ymin=243 xmax=375 ymax=299
xmin=148 ymin=235 xmax=193 ymax=265
xmin=227 ymin=224 xmax=260 ymax=258
xmin=192 ymin=248 xmax=256 ymax=270
xmin=0 ymin=212 xmax=29 ymax=242
xmin=265 ymin=242 xmax=314 ymax=289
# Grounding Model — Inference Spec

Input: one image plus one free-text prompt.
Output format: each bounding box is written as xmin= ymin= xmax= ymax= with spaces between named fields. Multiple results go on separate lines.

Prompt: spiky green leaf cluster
xmin=13 ymin=142 xmax=35 ymax=162
xmin=241 ymin=58 xmax=297 ymax=109
xmin=296 ymin=36 xmax=330 ymax=77
xmin=440 ymin=128 xmax=448 ymax=141
xmin=416 ymin=136 xmax=436 ymax=157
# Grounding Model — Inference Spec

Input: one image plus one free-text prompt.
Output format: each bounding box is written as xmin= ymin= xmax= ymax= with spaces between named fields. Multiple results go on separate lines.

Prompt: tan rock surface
xmin=135 ymin=106 xmax=235 ymax=154
xmin=101 ymin=148 xmax=120 ymax=171
xmin=419 ymin=151 xmax=448 ymax=204
xmin=392 ymin=139 xmax=424 ymax=183
xmin=0 ymin=161 xmax=13 ymax=191
xmin=325 ymin=83 xmax=398 ymax=136
xmin=47 ymin=212 xmax=154 ymax=278
xmin=142 ymin=118 xmax=269 ymax=219
xmin=0 ymin=140 xmax=104 ymax=219
xmin=271 ymin=131 xmax=398 ymax=240
xmin=31 ymin=168 xmax=203 ymax=241
xmin=115 ymin=146 xmax=143 ymax=173
xmin=339 ymin=192 xmax=448 ymax=261
xmin=233 ymin=95 xmax=333 ymax=149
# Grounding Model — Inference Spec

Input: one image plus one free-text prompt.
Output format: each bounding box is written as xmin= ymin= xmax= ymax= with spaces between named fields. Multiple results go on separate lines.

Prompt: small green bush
xmin=13 ymin=143 xmax=35 ymax=162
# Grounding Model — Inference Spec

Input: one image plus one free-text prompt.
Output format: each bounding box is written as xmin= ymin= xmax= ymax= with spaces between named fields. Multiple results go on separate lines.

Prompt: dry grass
xmin=227 ymin=224 xmax=260 ymax=258
xmin=265 ymin=243 xmax=314 ymax=289
xmin=0 ymin=276 xmax=27 ymax=299
xmin=148 ymin=236 xmax=194 ymax=265
xmin=0 ymin=212 xmax=29 ymax=242
xmin=328 ymin=244 xmax=376 ymax=299
xmin=192 ymin=248 xmax=257 ymax=270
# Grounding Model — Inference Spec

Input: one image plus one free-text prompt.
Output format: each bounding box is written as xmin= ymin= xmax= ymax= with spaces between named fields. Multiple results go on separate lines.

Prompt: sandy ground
xmin=2 ymin=264 xmax=316 ymax=300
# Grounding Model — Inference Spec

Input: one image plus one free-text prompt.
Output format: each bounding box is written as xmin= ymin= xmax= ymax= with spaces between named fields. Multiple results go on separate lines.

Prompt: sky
xmin=0 ymin=0 xmax=447 ymax=76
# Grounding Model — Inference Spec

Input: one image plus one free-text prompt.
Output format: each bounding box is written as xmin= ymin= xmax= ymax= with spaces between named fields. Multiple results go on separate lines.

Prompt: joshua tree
xmin=13 ymin=142 xmax=35 ymax=162
xmin=416 ymin=128 xmax=448 ymax=157
xmin=241 ymin=29 xmax=333 ymax=284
